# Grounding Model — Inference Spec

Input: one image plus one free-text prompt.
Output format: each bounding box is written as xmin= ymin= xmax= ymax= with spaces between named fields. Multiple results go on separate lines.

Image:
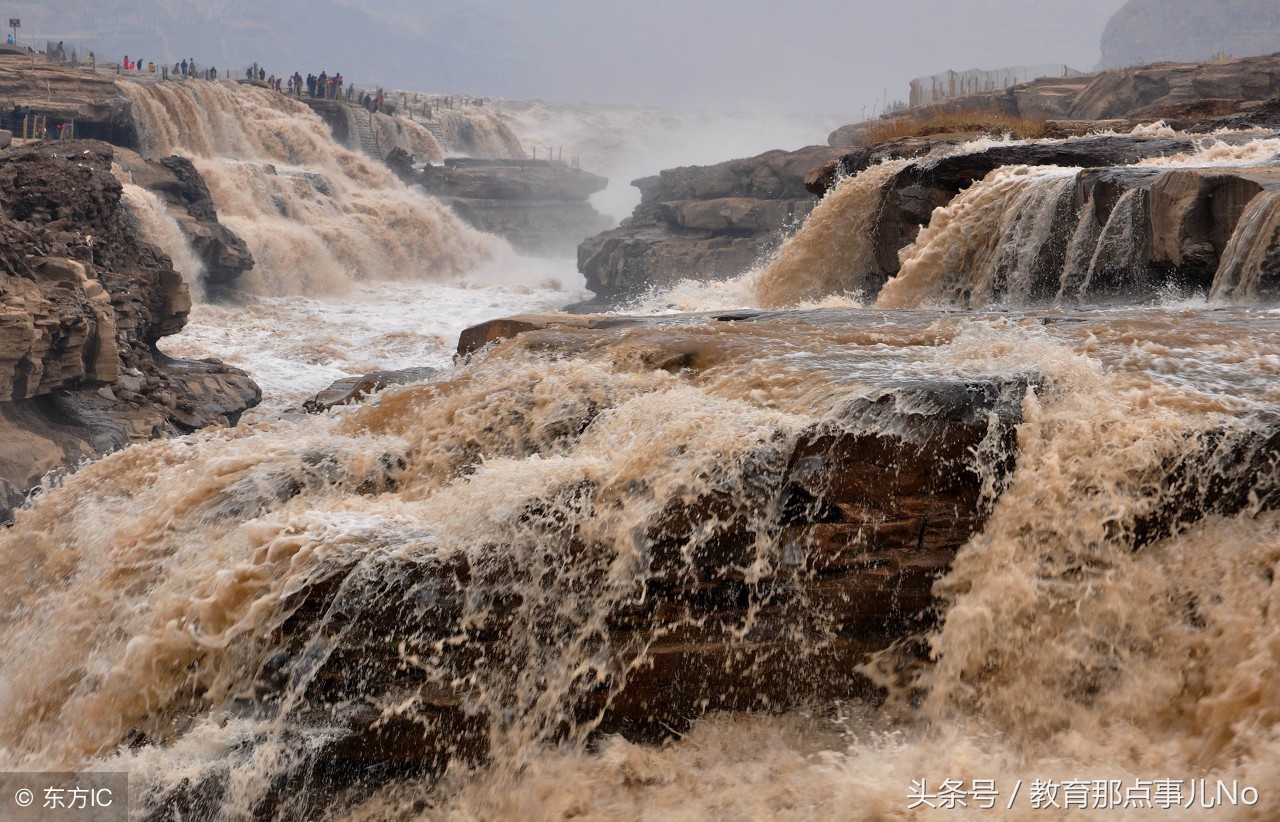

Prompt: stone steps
xmin=421 ymin=119 xmax=447 ymax=150
xmin=351 ymin=110 xmax=381 ymax=159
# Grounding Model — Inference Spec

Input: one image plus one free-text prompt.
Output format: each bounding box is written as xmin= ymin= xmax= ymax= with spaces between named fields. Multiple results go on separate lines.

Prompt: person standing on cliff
xmin=180 ymin=59 xmax=188 ymax=77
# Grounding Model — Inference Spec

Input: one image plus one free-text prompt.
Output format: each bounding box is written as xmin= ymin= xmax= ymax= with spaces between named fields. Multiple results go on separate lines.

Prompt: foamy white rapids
xmin=160 ymin=272 xmax=580 ymax=409
xmin=1137 ymin=136 xmax=1280 ymax=168
xmin=3 ymin=308 xmax=1280 ymax=818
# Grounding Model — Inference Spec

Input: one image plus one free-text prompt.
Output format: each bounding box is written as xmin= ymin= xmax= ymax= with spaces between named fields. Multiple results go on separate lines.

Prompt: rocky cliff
xmin=421 ymin=158 xmax=611 ymax=256
xmin=0 ymin=51 xmax=136 ymax=145
xmin=0 ymin=141 xmax=259 ymax=521
xmin=588 ymin=124 xmax=1280 ymax=308
xmin=1099 ymin=0 xmax=1280 ymax=70
xmin=0 ymin=56 xmax=258 ymax=295
xmin=576 ymin=145 xmax=846 ymax=308
xmin=833 ymin=53 xmax=1280 ymax=148
xmin=1070 ymin=53 xmax=1280 ymax=121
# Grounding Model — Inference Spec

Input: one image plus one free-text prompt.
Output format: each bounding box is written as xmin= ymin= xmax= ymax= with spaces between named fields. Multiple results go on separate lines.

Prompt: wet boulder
xmin=303 ymin=367 xmax=439 ymax=412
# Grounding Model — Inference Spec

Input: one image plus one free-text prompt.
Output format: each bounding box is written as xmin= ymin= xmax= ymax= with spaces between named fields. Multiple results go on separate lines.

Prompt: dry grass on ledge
xmin=863 ymin=109 xmax=1046 ymax=143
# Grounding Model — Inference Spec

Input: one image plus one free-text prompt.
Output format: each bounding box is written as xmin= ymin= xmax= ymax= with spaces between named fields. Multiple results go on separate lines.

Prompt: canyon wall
xmin=0 ymin=141 xmax=259 ymax=520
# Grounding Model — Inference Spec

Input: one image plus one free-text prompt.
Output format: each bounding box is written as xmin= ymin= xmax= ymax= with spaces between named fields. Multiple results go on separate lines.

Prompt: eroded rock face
xmin=794 ymin=131 xmax=1280 ymax=306
xmin=1071 ymin=54 xmax=1280 ymax=121
xmin=421 ymin=158 xmax=611 ymax=257
xmin=834 ymin=55 xmax=1280 ymax=142
xmin=936 ymin=151 xmax=1279 ymax=303
xmin=576 ymin=146 xmax=846 ymax=308
xmin=0 ymin=53 xmax=136 ymax=146
xmin=875 ymin=136 xmax=1199 ymax=274
xmin=794 ymin=136 xmax=1200 ymax=296
xmin=156 ymin=156 xmax=256 ymax=296
xmin=0 ymin=141 xmax=259 ymax=522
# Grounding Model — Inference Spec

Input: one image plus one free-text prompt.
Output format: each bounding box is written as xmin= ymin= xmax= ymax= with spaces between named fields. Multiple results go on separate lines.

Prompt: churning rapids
xmin=4 ymin=77 xmax=1280 ymax=819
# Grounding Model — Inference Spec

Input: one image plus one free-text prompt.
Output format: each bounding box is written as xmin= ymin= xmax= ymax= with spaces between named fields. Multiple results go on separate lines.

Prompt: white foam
xmin=160 ymin=268 xmax=583 ymax=409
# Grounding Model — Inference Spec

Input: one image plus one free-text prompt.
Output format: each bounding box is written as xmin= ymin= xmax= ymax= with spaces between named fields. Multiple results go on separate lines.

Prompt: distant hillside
xmin=1099 ymin=0 xmax=1280 ymax=69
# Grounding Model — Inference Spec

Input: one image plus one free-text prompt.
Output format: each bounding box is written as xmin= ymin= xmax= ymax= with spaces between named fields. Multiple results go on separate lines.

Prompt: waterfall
xmin=117 ymin=177 xmax=208 ymax=294
xmin=1210 ymin=190 xmax=1280 ymax=301
xmin=7 ymin=70 xmax=1280 ymax=822
xmin=1 ymin=308 xmax=1278 ymax=817
xmin=370 ymin=112 xmax=445 ymax=163
xmin=876 ymin=166 xmax=1078 ymax=309
xmin=435 ymin=107 xmax=527 ymax=159
xmin=753 ymin=159 xmax=908 ymax=308
xmin=118 ymin=80 xmax=502 ymax=296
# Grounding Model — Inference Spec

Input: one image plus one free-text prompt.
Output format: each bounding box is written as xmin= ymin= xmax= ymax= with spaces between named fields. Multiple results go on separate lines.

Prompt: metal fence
xmin=0 ymin=112 xmax=75 ymax=140
xmin=909 ymin=64 xmax=1083 ymax=108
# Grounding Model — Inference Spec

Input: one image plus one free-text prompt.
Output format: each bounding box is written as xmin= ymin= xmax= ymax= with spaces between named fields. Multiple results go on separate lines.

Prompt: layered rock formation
xmin=591 ymin=128 xmax=1280 ymax=307
xmin=0 ymin=51 xmax=137 ymax=145
xmin=1070 ymin=53 xmax=1280 ymax=121
xmin=1099 ymin=0 xmax=1280 ymax=70
xmin=0 ymin=141 xmax=259 ymax=521
xmin=0 ymin=58 xmax=256 ymax=295
xmin=421 ymin=158 xmax=610 ymax=256
xmin=576 ymin=145 xmax=846 ymax=307
xmin=833 ymin=53 xmax=1280 ymax=149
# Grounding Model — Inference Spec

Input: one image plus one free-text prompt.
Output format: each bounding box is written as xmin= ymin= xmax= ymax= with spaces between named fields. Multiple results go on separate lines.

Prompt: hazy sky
xmin=424 ymin=0 xmax=1132 ymax=114
xmin=29 ymin=0 xmax=1133 ymax=116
